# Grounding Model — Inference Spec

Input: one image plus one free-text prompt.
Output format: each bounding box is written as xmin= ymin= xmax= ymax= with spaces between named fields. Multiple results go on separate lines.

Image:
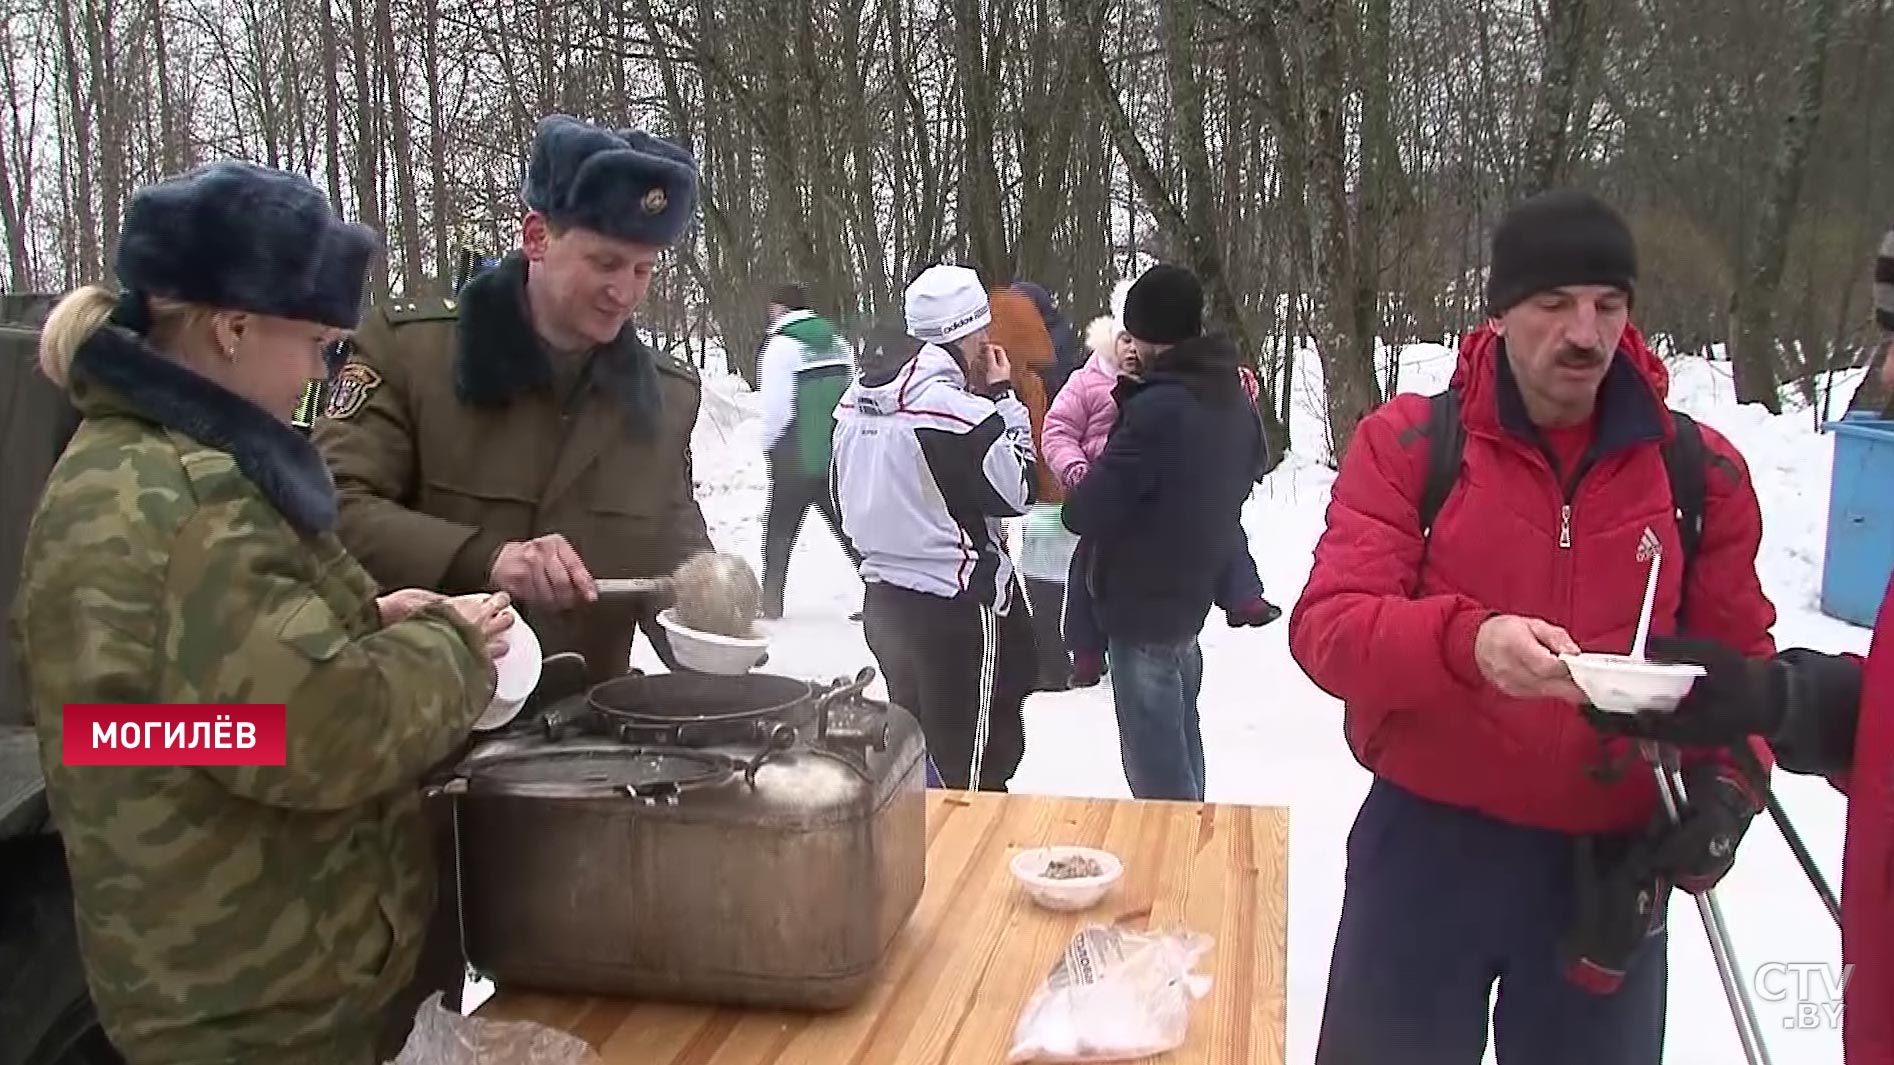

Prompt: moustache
xmin=1554 ymin=346 xmax=1607 ymax=368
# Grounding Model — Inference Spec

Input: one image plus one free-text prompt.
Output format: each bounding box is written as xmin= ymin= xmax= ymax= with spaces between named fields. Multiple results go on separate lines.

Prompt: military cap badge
xmin=642 ymin=187 xmax=667 ymax=214
xmin=323 ymin=361 xmax=383 ymax=420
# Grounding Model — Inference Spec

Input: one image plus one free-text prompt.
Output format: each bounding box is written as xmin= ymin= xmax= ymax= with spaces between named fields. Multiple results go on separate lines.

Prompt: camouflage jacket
xmin=9 ymin=325 xmax=495 ymax=1065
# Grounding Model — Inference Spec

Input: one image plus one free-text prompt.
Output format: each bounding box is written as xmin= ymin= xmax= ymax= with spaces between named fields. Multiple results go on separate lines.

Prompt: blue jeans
xmin=1106 ymin=637 xmax=1205 ymax=800
xmin=1064 ymin=537 xmax=1263 ymax=659
xmin=1315 ymin=779 xmax=1668 ymax=1064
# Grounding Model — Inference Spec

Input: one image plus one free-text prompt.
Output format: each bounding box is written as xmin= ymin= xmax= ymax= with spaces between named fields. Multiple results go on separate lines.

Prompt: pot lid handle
xmin=815 ymin=667 xmax=878 ymax=739
xmin=741 ymin=723 xmax=798 ymax=787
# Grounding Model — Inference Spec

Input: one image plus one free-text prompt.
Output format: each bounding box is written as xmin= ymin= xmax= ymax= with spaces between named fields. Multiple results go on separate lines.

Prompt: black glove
xmin=1561 ymin=831 xmax=1669 ymax=994
xmin=1583 ymin=635 xmax=1787 ymax=748
xmin=1645 ymin=762 xmax=1761 ymax=895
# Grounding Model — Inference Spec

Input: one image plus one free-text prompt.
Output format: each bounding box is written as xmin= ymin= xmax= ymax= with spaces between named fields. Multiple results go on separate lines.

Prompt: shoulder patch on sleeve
xmin=323 ymin=361 xmax=383 ymax=420
xmin=384 ymin=297 xmax=461 ymax=325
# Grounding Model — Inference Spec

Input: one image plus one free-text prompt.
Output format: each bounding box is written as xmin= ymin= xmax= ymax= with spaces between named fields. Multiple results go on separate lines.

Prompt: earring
xmin=222 ymin=345 xmax=236 ymax=361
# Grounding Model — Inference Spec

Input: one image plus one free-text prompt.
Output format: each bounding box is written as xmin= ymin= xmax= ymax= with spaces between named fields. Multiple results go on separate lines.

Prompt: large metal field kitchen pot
xmin=431 ymin=668 xmax=927 ymax=1010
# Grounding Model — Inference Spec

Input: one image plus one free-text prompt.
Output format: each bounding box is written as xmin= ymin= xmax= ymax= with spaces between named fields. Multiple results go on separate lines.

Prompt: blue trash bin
xmin=1820 ymin=415 xmax=1894 ymax=627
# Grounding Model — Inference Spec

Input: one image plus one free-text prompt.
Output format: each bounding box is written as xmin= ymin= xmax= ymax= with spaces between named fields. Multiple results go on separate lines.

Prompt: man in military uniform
xmin=313 ymin=114 xmax=712 ymax=686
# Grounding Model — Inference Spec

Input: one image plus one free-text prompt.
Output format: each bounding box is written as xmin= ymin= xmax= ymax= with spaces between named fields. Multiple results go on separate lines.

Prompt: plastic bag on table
xmin=1007 ymin=924 xmax=1214 ymax=1064
xmin=386 ymin=992 xmax=601 ymax=1065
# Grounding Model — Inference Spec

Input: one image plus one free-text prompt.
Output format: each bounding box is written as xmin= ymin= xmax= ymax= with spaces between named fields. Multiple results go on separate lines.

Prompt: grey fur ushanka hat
xmin=521 ymin=114 xmax=699 ymax=248
xmin=115 ymin=160 xmax=378 ymax=330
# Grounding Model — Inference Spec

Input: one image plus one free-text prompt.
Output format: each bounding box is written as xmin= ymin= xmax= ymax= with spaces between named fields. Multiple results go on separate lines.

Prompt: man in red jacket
xmin=1593 ymin=236 xmax=1894 ymax=1065
xmin=1289 ymin=189 xmax=1778 ymax=1064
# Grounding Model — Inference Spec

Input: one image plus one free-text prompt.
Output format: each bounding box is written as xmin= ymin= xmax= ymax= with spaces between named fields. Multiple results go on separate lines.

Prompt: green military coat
xmin=312 ymin=252 xmax=712 ymax=684
xmin=10 ymin=325 xmax=494 ymax=1064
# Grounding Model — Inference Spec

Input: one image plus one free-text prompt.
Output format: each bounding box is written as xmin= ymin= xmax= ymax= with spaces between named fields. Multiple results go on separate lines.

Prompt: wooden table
xmin=478 ymin=790 xmax=1289 ymax=1063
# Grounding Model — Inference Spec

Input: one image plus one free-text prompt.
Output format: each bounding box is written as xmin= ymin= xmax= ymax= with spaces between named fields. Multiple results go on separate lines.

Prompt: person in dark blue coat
xmin=1060 ymin=264 xmax=1261 ymax=801
xmin=1013 ymin=280 xmax=1085 ymax=400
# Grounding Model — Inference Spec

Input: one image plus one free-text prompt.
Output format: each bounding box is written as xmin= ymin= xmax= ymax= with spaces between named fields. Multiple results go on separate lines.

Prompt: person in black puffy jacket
xmin=1060 ymin=264 xmax=1261 ymax=801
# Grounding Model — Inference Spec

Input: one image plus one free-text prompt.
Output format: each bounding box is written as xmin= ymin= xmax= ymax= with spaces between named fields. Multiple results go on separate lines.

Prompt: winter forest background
xmin=0 ymin=0 xmax=1888 ymax=461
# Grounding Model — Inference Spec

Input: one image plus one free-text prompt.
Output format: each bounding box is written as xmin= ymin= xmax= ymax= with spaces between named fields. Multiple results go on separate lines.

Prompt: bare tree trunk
xmin=1520 ymin=0 xmax=1594 ymax=193
xmin=0 ymin=16 xmax=34 ymax=286
xmin=1353 ymin=0 xmax=1399 ymax=400
xmin=91 ymin=0 xmax=126 ymax=281
xmin=1014 ymin=0 xmax=1081 ymax=285
xmin=148 ymin=0 xmax=182 ymax=171
xmin=54 ymin=90 xmax=76 ymax=287
xmin=319 ymin=0 xmax=344 ymax=209
xmin=836 ymin=0 xmax=889 ymax=315
xmin=56 ymin=0 xmax=101 ymax=282
xmin=790 ymin=0 xmax=853 ymax=317
xmin=890 ymin=0 xmax=942 ymax=282
xmin=282 ymin=0 xmax=313 ymax=173
xmin=1234 ymin=3 xmax=1314 ymax=327
xmin=1728 ymin=0 xmax=1843 ymax=412
xmin=534 ymin=0 xmax=555 ymax=117
xmin=347 ymin=0 xmax=385 ymax=292
xmin=374 ymin=0 xmax=425 ymax=291
xmin=421 ymin=0 xmax=450 ymax=285
xmin=1298 ymin=0 xmax=1381 ymax=461
xmin=952 ymin=0 xmax=1009 ymax=275
xmin=1161 ymin=0 xmax=1224 ymax=313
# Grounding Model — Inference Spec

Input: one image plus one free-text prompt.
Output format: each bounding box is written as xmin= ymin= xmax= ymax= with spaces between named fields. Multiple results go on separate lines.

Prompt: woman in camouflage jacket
xmin=9 ymin=161 xmax=511 ymax=1065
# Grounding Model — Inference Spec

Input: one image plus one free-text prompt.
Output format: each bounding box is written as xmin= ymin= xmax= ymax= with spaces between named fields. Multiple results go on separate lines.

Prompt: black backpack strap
xmin=1661 ymin=409 xmax=1708 ymax=623
xmin=1419 ymin=389 xmax=1466 ymax=534
xmin=1411 ymin=389 xmax=1466 ymax=594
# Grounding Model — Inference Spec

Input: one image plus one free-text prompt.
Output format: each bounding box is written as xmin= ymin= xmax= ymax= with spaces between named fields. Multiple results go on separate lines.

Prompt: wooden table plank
xmin=478 ymin=790 xmax=1288 ymax=1064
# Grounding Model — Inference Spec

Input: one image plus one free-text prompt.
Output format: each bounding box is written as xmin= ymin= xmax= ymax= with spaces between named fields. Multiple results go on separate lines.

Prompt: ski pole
xmin=1647 ymin=745 xmax=1773 ymax=1065
xmin=1730 ymin=743 xmax=1842 ymax=925
xmin=1763 ymin=786 xmax=1842 ymax=923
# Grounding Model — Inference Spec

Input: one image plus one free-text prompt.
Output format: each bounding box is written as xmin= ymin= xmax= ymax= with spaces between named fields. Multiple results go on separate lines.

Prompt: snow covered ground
xmin=652 ymin=341 xmax=1871 ymax=1065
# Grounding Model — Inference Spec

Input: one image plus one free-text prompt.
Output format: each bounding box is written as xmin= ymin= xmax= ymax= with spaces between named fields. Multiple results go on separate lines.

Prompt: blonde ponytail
xmin=37 ymin=285 xmax=117 ymax=389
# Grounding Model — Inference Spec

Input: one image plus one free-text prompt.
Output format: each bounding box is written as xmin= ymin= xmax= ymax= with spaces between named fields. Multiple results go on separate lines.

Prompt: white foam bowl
xmin=657 ymin=607 xmax=770 ymax=675
xmin=1009 ymin=846 xmax=1124 ymax=912
xmin=474 ymin=606 xmax=541 ymax=732
xmin=1561 ymin=652 xmax=1704 ymax=715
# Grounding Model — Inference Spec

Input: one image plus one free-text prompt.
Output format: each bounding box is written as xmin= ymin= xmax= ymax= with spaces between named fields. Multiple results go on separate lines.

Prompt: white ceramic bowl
xmin=473 ymin=606 xmax=541 ymax=732
xmin=1009 ymin=846 xmax=1124 ymax=912
xmin=657 ymin=607 xmax=770 ymax=675
xmin=1561 ymin=652 xmax=1704 ymax=715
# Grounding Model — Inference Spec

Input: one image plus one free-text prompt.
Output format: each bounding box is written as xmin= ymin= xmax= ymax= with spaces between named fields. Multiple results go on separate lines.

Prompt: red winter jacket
xmin=1838 ymin=588 xmax=1892 ymax=1065
xmin=1289 ymin=324 xmax=1777 ymax=834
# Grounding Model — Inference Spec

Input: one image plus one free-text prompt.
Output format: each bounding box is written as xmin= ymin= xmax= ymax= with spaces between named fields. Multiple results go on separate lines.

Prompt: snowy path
xmin=658 ymin=350 xmax=1870 ymax=1065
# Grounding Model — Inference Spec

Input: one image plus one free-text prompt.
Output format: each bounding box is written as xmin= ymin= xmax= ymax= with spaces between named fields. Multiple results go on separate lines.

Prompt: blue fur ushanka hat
xmin=115 ymin=160 xmax=378 ymax=330
xmin=521 ymin=115 xmax=699 ymax=248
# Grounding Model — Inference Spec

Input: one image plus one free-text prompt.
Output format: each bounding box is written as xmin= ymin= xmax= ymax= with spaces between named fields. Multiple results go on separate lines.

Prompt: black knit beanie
xmin=1484 ymin=189 xmax=1638 ymax=317
xmin=1875 ymin=228 xmax=1893 ymax=333
xmin=1123 ymin=264 xmax=1203 ymax=345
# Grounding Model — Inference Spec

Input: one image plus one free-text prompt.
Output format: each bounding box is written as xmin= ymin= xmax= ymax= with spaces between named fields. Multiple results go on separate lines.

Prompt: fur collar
xmin=454 ymin=251 xmax=661 ymax=435
xmin=68 ymin=327 xmax=337 ymax=535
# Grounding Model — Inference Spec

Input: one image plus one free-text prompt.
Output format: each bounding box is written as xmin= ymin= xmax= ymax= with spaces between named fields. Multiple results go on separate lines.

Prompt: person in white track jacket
xmin=832 ymin=264 xmax=1040 ymax=791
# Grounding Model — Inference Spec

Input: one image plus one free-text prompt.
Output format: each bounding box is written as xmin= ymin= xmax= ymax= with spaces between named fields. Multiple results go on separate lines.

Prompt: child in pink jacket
xmin=1043 ymin=316 xmax=1280 ymax=686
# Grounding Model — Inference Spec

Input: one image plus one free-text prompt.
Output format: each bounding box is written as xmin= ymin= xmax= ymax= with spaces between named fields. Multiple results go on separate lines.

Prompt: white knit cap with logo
xmin=904 ymin=265 xmax=991 ymax=344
